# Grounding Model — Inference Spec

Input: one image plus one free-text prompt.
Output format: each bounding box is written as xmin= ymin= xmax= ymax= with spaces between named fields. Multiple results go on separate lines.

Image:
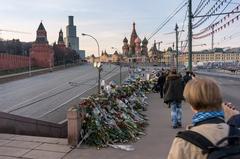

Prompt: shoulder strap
xmin=216 ymin=126 xmax=240 ymax=146
xmin=229 ymin=125 xmax=240 ymax=136
xmin=176 ymin=130 xmax=215 ymax=154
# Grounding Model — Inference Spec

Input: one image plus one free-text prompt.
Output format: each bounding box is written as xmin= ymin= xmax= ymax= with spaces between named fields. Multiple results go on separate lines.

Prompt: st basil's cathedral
xmin=122 ymin=22 xmax=149 ymax=63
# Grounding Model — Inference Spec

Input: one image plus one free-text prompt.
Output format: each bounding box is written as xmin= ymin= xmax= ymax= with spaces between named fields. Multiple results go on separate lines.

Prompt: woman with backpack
xmin=167 ymin=77 xmax=240 ymax=159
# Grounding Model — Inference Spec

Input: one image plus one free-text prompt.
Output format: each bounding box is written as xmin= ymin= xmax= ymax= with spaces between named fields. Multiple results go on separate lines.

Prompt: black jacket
xmin=157 ymin=75 xmax=166 ymax=87
xmin=163 ymin=74 xmax=184 ymax=104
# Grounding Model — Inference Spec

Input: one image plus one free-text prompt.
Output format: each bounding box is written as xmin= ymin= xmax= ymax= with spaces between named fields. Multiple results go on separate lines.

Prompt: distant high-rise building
xmin=64 ymin=16 xmax=79 ymax=51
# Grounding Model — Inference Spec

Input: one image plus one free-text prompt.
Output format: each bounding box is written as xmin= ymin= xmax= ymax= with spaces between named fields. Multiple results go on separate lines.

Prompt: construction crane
xmin=0 ymin=29 xmax=30 ymax=34
xmin=0 ymin=29 xmax=31 ymax=40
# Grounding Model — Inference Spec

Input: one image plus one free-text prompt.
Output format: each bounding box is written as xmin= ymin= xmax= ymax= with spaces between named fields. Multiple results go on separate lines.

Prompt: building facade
xmin=30 ymin=22 xmax=54 ymax=68
xmin=161 ymin=48 xmax=240 ymax=67
xmin=87 ymin=50 xmax=122 ymax=63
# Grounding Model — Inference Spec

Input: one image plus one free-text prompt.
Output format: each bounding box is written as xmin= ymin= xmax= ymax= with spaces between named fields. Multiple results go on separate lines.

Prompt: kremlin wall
xmin=0 ymin=16 xmax=83 ymax=72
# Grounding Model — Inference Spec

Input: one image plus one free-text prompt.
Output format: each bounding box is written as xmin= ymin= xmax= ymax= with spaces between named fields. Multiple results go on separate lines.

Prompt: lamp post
xmin=29 ymin=52 xmax=31 ymax=77
xmin=188 ymin=0 xmax=193 ymax=71
xmin=111 ymin=46 xmax=122 ymax=84
xmin=175 ymin=24 xmax=179 ymax=72
xmin=82 ymin=33 xmax=101 ymax=94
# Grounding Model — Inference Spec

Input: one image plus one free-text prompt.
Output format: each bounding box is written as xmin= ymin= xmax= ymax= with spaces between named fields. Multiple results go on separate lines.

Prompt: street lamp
xmin=82 ymin=33 xmax=101 ymax=94
xmin=175 ymin=24 xmax=179 ymax=72
xmin=29 ymin=52 xmax=31 ymax=77
xmin=111 ymin=46 xmax=122 ymax=84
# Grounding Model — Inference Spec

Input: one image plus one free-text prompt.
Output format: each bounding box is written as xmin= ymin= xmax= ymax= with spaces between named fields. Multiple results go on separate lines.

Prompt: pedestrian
xmin=190 ymin=71 xmax=196 ymax=80
xmin=163 ymin=68 xmax=184 ymax=128
xmin=157 ymin=72 xmax=165 ymax=98
xmin=183 ymin=71 xmax=192 ymax=86
xmin=167 ymin=78 xmax=240 ymax=159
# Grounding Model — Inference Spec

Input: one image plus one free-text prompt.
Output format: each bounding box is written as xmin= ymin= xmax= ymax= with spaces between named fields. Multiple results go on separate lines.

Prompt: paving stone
xmin=30 ymin=137 xmax=60 ymax=144
xmin=0 ymin=139 xmax=11 ymax=146
xmin=0 ymin=147 xmax=30 ymax=157
xmin=56 ymin=139 xmax=68 ymax=145
xmin=0 ymin=134 xmax=15 ymax=140
xmin=12 ymin=136 xmax=60 ymax=144
xmin=23 ymin=150 xmax=66 ymax=159
xmin=5 ymin=140 xmax=42 ymax=149
xmin=0 ymin=156 xmax=19 ymax=159
xmin=35 ymin=143 xmax=72 ymax=153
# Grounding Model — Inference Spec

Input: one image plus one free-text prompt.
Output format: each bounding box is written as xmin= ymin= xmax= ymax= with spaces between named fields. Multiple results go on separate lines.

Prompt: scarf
xmin=192 ymin=111 xmax=224 ymax=125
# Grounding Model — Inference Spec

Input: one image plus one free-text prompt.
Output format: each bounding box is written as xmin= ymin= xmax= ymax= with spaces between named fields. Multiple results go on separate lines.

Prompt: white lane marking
xmin=3 ymin=65 xmax=119 ymax=113
xmin=2 ymin=66 xmax=102 ymax=112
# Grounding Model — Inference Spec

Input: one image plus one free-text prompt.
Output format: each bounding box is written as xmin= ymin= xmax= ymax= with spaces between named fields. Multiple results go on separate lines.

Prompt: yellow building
xmin=181 ymin=49 xmax=240 ymax=65
xmin=161 ymin=47 xmax=176 ymax=66
xmin=87 ymin=50 xmax=123 ymax=64
xmin=161 ymin=48 xmax=240 ymax=66
xmin=100 ymin=51 xmax=110 ymax=63
xmin=112 ymin=51 xmax=122 ymax=63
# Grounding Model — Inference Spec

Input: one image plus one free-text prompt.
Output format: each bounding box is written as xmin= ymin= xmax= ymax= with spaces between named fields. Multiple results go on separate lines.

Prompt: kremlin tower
xmin=30 ymin=22 xmax=54 ymax=68
xmin=57 ymin=29 xmax=65 ymax=48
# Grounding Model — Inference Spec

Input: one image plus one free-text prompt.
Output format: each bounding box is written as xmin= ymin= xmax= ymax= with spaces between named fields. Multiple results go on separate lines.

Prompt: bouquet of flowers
xmin=78 ymin=75 xmax=153 ymax=147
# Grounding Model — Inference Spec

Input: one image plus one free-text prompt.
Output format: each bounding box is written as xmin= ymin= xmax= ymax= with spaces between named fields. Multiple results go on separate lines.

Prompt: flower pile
xmin=78 ymin=77 xmax=153 ymax=147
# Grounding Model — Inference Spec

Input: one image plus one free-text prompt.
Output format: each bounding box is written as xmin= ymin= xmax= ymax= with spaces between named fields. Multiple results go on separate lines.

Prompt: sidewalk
xmin=0 ymin=134 xmax=71 ymax=159
xmin=0 ymin=93 xmax=193 ymax=159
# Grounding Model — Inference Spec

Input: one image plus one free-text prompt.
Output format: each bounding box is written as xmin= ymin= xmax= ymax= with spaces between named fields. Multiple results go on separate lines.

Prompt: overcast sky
xmin=0 ymin=0 xmax=239 ymax=56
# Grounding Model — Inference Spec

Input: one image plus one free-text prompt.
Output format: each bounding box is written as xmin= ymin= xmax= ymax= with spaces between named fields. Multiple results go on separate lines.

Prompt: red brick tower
xmin=30 ymin=22 xmax=54 ymax=68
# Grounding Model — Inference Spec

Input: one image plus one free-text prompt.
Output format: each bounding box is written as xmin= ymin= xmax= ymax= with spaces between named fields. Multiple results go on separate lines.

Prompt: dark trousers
xmin=159 ymin=86 xmax=164 ymax=98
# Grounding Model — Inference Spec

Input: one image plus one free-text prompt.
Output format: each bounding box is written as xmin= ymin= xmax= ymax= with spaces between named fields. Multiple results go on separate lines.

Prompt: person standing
xmin=157 ymin=72 xmax=165 ymax=98
xmin=164 ymin=69 xmax=184 ymax=128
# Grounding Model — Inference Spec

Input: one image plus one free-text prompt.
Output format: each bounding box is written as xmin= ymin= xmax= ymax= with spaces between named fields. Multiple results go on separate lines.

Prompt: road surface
xmin=0 ymin=64 xmax=126 ymax=123
xmin=200 ymin=75 xmax=240 ymax=108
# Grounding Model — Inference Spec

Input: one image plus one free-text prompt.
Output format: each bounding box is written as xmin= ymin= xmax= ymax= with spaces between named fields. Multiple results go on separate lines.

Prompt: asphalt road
xmin=200 ymin=75 xmax=240 ymax=109
xmin=0 ymin=64 xmax=127 ymax=122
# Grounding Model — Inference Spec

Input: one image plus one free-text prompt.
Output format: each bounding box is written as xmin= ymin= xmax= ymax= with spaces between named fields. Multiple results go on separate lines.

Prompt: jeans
xmin=170 ymin=101 xmax=182 ymax=127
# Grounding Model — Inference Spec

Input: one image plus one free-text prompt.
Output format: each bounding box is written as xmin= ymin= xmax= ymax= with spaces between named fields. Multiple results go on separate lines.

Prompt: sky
xmin=0 ymin=0 xmax=239 ymax=56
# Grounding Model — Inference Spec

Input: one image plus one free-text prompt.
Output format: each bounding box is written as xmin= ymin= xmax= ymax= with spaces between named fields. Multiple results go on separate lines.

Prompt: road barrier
xmin=196 ymin=71 xmax=240 ymax=81
xmin=0 ymin=63 xmax=83 ymax=84
xmin=0 ymin=111 xmax=67 ymax=138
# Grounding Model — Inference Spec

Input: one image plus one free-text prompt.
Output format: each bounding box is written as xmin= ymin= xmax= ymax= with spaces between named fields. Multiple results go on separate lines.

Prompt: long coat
xmin=163 ymin=74 xmax=184 ymax=104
